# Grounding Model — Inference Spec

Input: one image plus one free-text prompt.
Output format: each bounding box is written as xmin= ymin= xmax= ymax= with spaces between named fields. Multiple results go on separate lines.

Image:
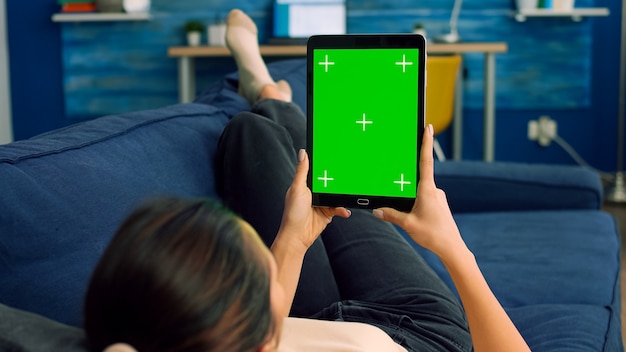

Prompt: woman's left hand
xmin=278 ymin=149 xmax=351 ymax=252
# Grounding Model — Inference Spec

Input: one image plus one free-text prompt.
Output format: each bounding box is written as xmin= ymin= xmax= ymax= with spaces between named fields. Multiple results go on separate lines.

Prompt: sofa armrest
xmin=434 ymin=161 xmax=603 ymax=213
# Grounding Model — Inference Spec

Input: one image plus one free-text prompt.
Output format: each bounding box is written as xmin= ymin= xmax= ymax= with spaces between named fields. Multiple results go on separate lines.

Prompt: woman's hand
xmin=373 ymin=125 xmax=531 ymax=352
xmin=271 ymin=149 xmax=350 ymax=319
xmin=372 ymin=125 xmax=465 ymax=259
xmin=278 ymin=149 xmax=351 ymax=253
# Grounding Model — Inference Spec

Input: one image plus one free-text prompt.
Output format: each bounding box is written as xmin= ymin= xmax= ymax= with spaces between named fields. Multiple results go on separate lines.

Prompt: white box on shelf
xmin=208 ymin=24 xmax=226 ymax=47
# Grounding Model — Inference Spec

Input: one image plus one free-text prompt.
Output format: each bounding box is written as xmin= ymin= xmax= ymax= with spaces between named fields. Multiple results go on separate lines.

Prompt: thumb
xmin=372 ymin=207 xmax=409 ymax=227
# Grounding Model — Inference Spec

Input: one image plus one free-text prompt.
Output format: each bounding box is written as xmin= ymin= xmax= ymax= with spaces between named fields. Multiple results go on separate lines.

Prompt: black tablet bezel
xmin=306 ymin=34 xmax=426 ymax=212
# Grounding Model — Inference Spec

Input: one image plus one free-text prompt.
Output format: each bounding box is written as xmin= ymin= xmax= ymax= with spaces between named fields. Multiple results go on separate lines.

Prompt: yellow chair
xmin=426 ymin=55 xmax=462 ymax=161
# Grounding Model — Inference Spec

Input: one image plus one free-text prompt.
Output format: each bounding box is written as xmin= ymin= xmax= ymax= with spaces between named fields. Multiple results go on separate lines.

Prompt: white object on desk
xmin=208 ymin=24 xmax=226 ymax=46
xmin=434 ymin=0 xmax=463 ymax=43
xmin=187 ymin=32 xmax=201 ymax=47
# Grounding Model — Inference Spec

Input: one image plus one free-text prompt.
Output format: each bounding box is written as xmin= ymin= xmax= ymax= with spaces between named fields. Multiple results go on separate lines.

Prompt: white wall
xmin=0 ymin=0 xmax=13 ymax=144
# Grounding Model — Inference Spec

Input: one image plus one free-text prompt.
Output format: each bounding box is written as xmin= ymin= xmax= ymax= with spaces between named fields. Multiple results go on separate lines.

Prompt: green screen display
xmin=312 ymin=48 xmax=420 ymax=198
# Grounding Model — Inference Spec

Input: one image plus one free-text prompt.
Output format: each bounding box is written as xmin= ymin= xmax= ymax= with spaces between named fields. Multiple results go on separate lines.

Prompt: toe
xmin=226 ymin=9 xmax=257 ymax=34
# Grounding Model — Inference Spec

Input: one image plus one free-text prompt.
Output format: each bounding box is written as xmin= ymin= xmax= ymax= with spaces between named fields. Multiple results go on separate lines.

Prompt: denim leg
xmin=215 ymin=99 xmax=341 ymax=317
xmin=320 ymin=209 xmax=472 ymax=351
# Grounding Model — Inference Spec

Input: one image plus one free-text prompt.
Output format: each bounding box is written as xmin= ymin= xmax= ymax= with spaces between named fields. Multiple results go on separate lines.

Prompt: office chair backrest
xmin=426 ymin=54 xmax=462 ymax=135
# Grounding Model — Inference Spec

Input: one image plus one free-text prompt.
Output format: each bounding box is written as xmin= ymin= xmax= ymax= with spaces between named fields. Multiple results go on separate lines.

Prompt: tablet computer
xmin=306 ymin=34 xmax=426 ymax=212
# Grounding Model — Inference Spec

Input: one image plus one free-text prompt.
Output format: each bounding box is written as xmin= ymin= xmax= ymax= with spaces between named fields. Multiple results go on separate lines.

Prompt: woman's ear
xmin=257 ymin=343 xmax=273 ymax=352
xmin=103 ymin=343 xmax=138 ymax=352
xmin=257 ymin=336 xmax=279 ymax=352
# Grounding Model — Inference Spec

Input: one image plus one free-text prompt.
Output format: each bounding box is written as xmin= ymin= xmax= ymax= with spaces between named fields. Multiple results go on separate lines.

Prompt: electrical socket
xmin=528 ymin=116 xmax=558 ymax=147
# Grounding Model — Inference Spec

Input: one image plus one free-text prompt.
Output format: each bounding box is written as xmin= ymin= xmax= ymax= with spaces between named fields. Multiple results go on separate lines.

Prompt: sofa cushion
xmin=435 ymin=161 xmax=604 ymax=213
xmin=0 ymin=103 xmax=228 ymax=326
xmin=509 ymin=304 xmax=613 ymax=352
xmin=404 ymin=209 xmax=621 ymax=352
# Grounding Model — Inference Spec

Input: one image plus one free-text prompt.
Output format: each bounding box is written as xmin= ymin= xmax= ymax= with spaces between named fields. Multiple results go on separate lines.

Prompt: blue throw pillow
xmin=0 ymin=103 xmax=228 ymax=326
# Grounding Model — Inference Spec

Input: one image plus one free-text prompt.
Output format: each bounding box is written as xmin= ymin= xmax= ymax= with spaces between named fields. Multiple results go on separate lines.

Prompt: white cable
xmin=449 ymin=0 xmax=463 ymax=36
xmin=434 ymin=139 xmax=447 ymax=161
xmin=552 ymin=135 xmax=590 ymax=168
xmin=553 ymin=135 xmax=613 ymax=180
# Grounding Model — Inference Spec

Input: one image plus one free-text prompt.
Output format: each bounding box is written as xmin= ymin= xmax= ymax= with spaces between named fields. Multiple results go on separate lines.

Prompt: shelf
xmin=52 ymin=12 xmax=151 ymax=22
xmin=167 ymin=42 xmax=508 ymax=58
xmin=514 ymin=7 xmax=609 ymax=22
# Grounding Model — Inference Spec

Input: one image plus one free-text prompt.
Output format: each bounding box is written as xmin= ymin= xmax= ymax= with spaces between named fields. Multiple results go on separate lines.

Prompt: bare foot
xmin=257 ymin=80 xmax=292 ymax=102
xmin=225 ymin=9 xmax=275 ymax=104
xmin=276 ymin=80 xmax=292 ymax=102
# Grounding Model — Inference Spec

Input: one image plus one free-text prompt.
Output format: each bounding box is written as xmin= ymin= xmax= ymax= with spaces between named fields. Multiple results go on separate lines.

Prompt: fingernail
xmin=298 ymin=149 xmax=305 ymax=162
xmin=427 ymin=124 xmax=434 ymax=136
xmin=372 ymin=209 xmax=383 ymax=219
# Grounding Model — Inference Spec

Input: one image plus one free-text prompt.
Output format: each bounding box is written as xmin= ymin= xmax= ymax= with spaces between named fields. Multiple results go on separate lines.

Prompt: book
xmin=61 ymin=3 xmax=97 ymax=12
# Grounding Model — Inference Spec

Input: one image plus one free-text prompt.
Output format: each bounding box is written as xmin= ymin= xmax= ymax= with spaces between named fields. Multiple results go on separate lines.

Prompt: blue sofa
xmin=0 ymin=59 xmax=622 ymax=351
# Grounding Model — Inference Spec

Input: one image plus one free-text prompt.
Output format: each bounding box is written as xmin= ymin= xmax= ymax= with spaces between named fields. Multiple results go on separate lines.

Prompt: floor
xmin=601 ymin=202 xmax=626 ymax=348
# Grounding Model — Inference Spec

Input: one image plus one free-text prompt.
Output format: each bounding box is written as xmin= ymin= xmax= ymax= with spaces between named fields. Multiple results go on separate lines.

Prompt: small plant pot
xmin=516 ymin=0 xmax=538 ymax=10
xmin=187 ymin=31 xmax=202 ymax=47
xmin=412 ymin=23 xmax=427 ymax=40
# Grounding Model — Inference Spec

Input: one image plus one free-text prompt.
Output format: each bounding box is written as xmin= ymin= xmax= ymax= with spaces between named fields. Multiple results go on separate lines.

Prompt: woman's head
xmin=84 ymin=197 xmax=278 ymax=352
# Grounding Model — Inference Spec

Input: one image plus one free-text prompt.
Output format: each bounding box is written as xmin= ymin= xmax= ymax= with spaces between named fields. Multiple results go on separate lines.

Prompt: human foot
xmin=256 ymin=80 xmax=292 ymax=102
xmin=276 ymin=80 xmax=292 ymax=102
xmin=225 ymin=9 xmax=275 ymax=104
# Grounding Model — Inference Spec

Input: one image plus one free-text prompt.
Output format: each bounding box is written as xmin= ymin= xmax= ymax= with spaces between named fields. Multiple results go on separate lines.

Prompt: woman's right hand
xmin=372 ymin=124 xmax=466 ymax=259
xmin=375 ymin=125 xmax=531 ymax=352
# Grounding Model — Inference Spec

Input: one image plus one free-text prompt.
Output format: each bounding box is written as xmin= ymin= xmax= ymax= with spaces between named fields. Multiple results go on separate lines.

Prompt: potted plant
xmin=412 ymin=23 xmax=427 ymax=39
xmin=184 ymin=20 xmax=204 ymax=47
xmin=516 ymin=0 xmax=538 ymax=11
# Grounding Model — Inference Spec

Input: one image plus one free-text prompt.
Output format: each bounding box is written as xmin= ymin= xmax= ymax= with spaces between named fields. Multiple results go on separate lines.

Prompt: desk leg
xmin=483 ymin=53 xmax=496 ymax=162
xmin=178 ymin=56 xmax=196 ymax=103
xmin=452 ymin=64 xmax=464 ymax=161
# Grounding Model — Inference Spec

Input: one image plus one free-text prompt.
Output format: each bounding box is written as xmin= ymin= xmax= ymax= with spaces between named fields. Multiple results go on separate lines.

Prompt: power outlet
xmin=528 ymin=116 xmax=558 ymax=147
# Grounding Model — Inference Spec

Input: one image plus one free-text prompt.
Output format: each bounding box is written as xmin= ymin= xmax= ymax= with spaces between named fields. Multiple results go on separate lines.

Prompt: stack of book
xmin=58 ymin=0 xmax=96 ymax=13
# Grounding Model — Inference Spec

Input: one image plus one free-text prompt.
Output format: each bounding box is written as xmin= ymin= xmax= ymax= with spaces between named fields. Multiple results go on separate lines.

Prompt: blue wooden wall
xmin=60 ymin=0 xmax=595 ymax=117
xmin=8 ymin=0 xmax=624 ymax=171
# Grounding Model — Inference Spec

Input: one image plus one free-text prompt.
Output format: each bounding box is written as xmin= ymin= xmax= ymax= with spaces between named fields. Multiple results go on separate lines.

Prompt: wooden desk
xmin=168 ymin=42 xmax=508 ymax=161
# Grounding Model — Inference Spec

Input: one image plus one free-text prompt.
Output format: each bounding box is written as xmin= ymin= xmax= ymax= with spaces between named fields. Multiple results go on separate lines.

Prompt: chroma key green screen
xmin=311 ymin=48 xmax=420 ymax=198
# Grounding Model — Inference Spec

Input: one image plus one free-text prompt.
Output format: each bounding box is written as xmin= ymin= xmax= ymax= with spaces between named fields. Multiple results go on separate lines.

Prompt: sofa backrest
xmin=0 ymin=103 xmax=228 ymax=326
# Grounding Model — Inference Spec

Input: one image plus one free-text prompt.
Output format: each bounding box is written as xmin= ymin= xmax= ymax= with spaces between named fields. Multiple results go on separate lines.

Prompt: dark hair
xmin=84 ymin=197 xmax=273 ymax=352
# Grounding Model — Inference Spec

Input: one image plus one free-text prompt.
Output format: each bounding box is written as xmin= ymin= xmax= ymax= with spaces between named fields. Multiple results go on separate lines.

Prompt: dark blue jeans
xmin=216 ymin=99 xmax=472 ymax=352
